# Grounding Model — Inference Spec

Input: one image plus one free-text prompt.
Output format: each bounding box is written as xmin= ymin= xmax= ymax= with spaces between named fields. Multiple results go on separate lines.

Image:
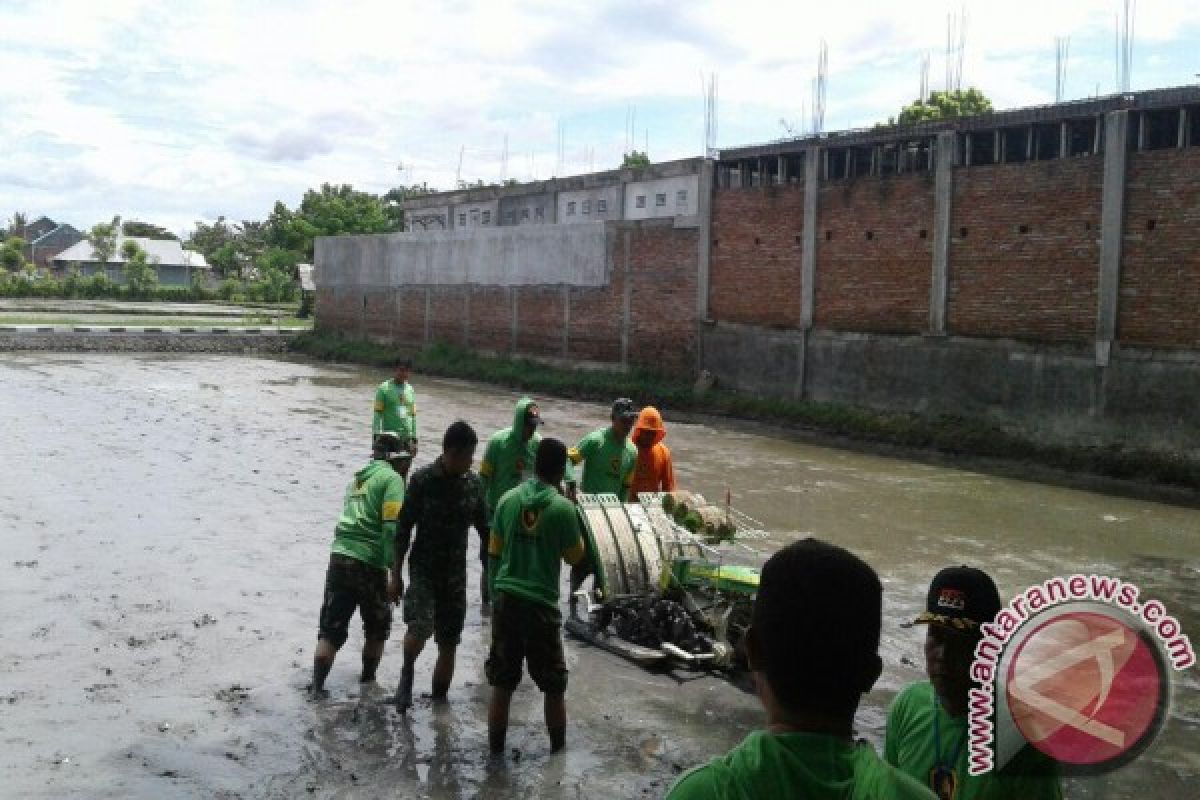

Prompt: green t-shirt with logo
xmin=330 ymin=460 xmax=405 ymax=571
xmin=567 ymin=426 xmax=636 ymax=499
xmin=884 ymin=681 xmax=1062 ymax=800
xmin=667 ymin=730 xmax=937 ymax=800
xmin=372 ymin=378 xmax=417 ymax=441
xmin=488 ymin=479 xmax=585 ymax=609
xmin=480 ymin=396 xmax=542 ymax=514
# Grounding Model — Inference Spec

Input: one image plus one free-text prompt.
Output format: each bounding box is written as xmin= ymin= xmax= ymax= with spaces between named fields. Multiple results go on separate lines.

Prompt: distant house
xmin=22 ymin=216 xmax=58 ymax=242
xmin=52 ymin=235 xmax=211 ymax=287
xmin=30 ymin=224 xmax=84 ymax=268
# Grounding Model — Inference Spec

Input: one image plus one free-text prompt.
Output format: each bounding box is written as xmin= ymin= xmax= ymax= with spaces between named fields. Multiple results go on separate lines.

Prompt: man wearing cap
xmin=373 ymin=356 xmax=418 ymax=454
xmin=629 ymin=405 xmax=676 ymax=496
xmin=309 ymin=432 xmax=413 ymax=697
xmin=884 ymin=567 xmax=1062 ymax=800
xmin=479 ymin=397 xmax=544 ymax=606
xmin=565 ymin=398 xmax=638 ymax=501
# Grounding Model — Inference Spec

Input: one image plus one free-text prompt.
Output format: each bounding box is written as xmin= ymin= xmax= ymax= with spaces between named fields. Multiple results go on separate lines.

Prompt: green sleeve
xmin=883 ymin=688 xmax=910 ymax=767
xmin=665 ymin=763 xmax=728 ymax=800
xmin=372 ymin=385 xmax=385 ymax=435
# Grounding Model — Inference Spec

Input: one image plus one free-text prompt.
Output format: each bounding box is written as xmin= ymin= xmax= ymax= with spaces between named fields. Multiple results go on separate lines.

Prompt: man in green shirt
xmin=478 ymin=397 xmax=544 ymax=605
xmin=667 ymin=539 xmax=936 ymax=800
xmin=485 ymin=438 xmax=587 ymax=755
xmin=389 ymin=421 xmax=490 ymax=713
xmin=884 ymin=567 xmax=1062 ymax=800
xmin=565 ymin=397 xmax=638 ymax=501
xmin=373 ymin=357 xmax=418 ymax=453
xmin=310 ymin=432 xmax=412 ymax=697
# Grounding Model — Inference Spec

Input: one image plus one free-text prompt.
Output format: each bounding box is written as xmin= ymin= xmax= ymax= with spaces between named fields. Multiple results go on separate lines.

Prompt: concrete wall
xmin=449 ymin=199 xmax=500 ymax=230
xmin=701 ymin=323 xmax=1200 ymax=454
xmin=557 ymin=186 xmax=621 ymax=225
xmin=315 ymin=223 xmax=611 ymax=288
xmin=624 ymin=175 xmax=700 ymax=220
xmin=406 ymin=206 xmax=449 ymax=232
xmin=498 ymin=192 xmax=554 ymax=226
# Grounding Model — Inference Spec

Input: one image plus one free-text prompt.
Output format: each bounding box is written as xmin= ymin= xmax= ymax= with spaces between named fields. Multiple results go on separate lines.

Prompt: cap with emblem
xmin=611 ymin=398 xmax=638 ymax=421
xmin=910 ymin=565 xmax=1002 ymax=631
xmin=373 ymin=431 xmax=414 ymax=461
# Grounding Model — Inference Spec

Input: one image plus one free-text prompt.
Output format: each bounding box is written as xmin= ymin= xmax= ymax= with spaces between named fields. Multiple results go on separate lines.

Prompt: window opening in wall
xmin=850 ymin=147 xmax=872 ymax=178
xmin=1188 ymin=106 xmax=1200 ymax=147
xmin=967 ymin=131 xmax=995 ymax=166
xmin=567 ymin=201 xmax=576 ymax=216
xmin=824 ymin=230 xmax=832 ymax=241
xmin=959 ymin=227 xmax=968 ymax=238
xmin=597 ymin=199 xmax=608 ymax=213
xmin=655 ymin=193 xmax=667 ymax=207
xmin=1001 ymin=128 xmax=1028 ymax=163
xmin=481 ymin=210 xmax=491 ymax=225
xmin=785 ymin=154 xmax=805 ymax=184
xmin=865 ymin=230 xmax=874 ymax=240
xmin=826 ymin=148 xmax=848 ymax=180
xmin=795 ymin=235 xmax=802 ymax=244
xmin=754 ymin=237 xmax=761 ymax=245
xmin=535 ymin=207 xmax=544 ymax=221
xmin=1142 ymin=110 xmax=1179 ymax=150
xmin=1146 ymin=219 xmax=1157 ymax=231
xmin=919 ymin=229 xmax=928 ymax=239
xmin=458 ymin=213 xmax=467 ymax=226
xmin=880 ymin=144 xmax=899 ymax=174
xmin=676 ymin=190 xmax=688 ymax=207
xmin=504 ymin=211 xmax=515 ymax=224
xmin=1033 ymin=124 xmax=1059 ymax=161
xmin=1018 ymin=224 xmax=1029 ymax=234
xmin=582 ymin=199 xmax=591 ymax=214
xmin=1066 ymin=119 xmax=1097 ymax=156
xmin=521 ymin=208 xmax=531 ymax=222
xmin=636 ymin=195 xmax=646 ymax=208
xmin=1084 ymin=221 xmax=1091 ymax=231
xmin=712 ymin=239 xmax=719 ymax=248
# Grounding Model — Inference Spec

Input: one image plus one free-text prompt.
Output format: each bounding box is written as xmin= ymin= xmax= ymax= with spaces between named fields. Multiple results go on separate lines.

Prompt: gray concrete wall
xmin=498 ymin=192 xmax=554 ymax=226
xmin=315 ymin=222 xmax=611 ymax=288
xmin=557 ymin=186 xmax=621 ymax=224
xmin=623 ymin=175 xmax=700 ymax=220
xmin=449 ymin=199 xmax=500 ymax=230
xmin=701 ymin=323 xmax=1200 ymax=455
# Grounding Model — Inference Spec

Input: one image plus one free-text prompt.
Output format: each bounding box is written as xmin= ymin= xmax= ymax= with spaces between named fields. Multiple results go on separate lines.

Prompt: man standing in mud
xmin=389 ymin=420 xmax=490 ymax=713
xmin=310 ymin=432 xmax=412 ymax=697
xmin=373 ymin=356 xmax=418 ymax=454
xmin=485 ymin=438 xmax=586 ymax=755
xmin=565 ymin=397 xmax=638 ymax=501
xmin=478 ymin=397 xmax=544 ymax=606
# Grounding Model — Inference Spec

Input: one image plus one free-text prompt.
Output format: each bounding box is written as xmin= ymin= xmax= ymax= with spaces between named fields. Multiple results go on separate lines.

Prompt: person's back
xmin=629 ymin=405 xmax=675 ymax=495
xmin=666 ymin=538 xmax=935 ymax=800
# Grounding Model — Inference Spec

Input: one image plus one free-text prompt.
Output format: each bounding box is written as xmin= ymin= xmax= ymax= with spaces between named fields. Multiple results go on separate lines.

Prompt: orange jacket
xmin=630 ymin=406 xmax=676 ymax=495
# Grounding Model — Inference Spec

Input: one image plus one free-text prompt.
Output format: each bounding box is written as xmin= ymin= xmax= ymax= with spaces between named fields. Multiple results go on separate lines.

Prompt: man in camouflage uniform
xmin=389 ymin=420 xmax=490 ymax=713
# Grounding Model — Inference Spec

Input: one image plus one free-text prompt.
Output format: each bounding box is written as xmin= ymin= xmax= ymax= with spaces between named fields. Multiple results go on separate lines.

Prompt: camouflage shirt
xmin=398 ymin=458 xmax=490 ymax=578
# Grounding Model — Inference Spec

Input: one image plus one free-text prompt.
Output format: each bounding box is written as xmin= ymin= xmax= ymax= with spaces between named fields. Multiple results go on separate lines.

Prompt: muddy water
xmin=0 ymin=353 xmax=1196 ymax=799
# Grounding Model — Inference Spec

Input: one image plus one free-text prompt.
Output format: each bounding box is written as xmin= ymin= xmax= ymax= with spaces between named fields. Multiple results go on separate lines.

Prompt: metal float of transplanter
xmin=565 ymin=492 xmax=768 ymax=675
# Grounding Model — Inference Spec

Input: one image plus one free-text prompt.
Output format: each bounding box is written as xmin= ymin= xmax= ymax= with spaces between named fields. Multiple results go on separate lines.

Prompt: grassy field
xmin=291 ymin=332 xmax=1200 ymax=491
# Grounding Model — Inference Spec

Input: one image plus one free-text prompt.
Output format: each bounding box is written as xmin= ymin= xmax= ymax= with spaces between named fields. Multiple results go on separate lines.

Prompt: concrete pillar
xmin=620 ymin=230 xmax=632 ymax=366
xmin=462 ymin=287 xmax=471 ymax=345
xmin=800 ymin=147 xmax=820 ymax=331
xmin=1179 ymin=108 xmax=1189 ymax=148
xmin=964 ymin=135 xmax=973 ymax=167
xmin=509 ymin=287 xmax=518 ymax=353
xmin=777 ymin=155 xmax=787 ymax=185
xmin=996 ymin=130 xmax=1005 ymax=164
xmin=929 ymin=131 xmax=955 ymax=335
xmin=1137 ymin=112 xmax=1146 ymax=151
xmin=1060 ymin=122 xmax=1070 ymax=158
xmin=561 ymin=284 xmax=570 ymax=358
xmin=422 ymin=288 xmax=431 ymax=344
xmin=1096 ymin=110 xmax=1129 ymax=367
xmin=1025 ymin=126 xmax=1034 ymax=161
xmin=697 ymin=159 xmax=714 ymax=321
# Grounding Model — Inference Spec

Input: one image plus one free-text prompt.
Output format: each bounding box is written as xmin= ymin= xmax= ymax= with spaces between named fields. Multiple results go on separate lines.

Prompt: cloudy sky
xmin=2 ymin=0 xmax=1198 ymax=236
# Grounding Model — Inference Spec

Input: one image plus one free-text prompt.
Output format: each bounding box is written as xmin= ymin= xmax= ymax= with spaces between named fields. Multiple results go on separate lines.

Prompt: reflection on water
xmin=0 ymin=352 xmax=1196 ymax=798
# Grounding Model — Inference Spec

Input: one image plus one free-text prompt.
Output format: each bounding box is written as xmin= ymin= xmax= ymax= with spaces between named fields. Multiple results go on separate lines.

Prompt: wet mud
xmin=0 ymin=352 xmax=1196 ymax=798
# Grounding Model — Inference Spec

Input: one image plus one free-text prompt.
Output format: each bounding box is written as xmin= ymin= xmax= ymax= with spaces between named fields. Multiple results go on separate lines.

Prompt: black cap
xmin=373 ymin=431 xmax=414 ymax=461
xmin=612 ymin=398 xmax=638 ymax=421
xmin=910 ymin=566 xmax=1002 ymax=631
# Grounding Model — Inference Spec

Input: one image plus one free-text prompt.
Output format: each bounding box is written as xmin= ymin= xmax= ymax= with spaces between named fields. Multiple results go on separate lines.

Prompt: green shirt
xmin=567 ymin=426 xmax=636 ymax=499
xmin=488 ymin=479 xmax=585 ymax=609
xmin=330 ymin=460 xmax=405 ymax=570
xmin=884 ymin=682 xmax=1062 ymax=800
xmin=372 ymin=378 xmax=417 ymax=441
xmin=668 ymin=730 xmax=937 ymax=800
xmin=480 ymin=396 xmax=541 ymax=514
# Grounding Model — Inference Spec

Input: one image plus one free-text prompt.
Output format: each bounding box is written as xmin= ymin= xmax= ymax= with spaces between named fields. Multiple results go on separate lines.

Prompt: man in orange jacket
xmin=629 ymin=406 xmax=676 ymax=496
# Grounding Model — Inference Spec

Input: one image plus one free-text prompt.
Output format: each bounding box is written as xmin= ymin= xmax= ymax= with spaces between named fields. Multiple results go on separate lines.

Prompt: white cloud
xmin=0 ymin=0 xmax=1197 ymax=234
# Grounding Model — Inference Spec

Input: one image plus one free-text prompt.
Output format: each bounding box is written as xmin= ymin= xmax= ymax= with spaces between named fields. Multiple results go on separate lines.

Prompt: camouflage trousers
xmin=402 ymin=566 xmax=467 ymax=646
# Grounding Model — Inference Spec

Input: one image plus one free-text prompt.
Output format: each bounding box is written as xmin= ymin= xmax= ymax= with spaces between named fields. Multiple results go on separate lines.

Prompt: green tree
xmin=122 ymin=219 xmax=179 ymax=240
xmin=265 ymin=183 xmax=393 ymax=260
xmin=120 ymin=239 xmax=159 ymax=296
xmin=622 ymin=151 xmax=651 ymax=169
xmin=1 ymin=236 xmax=25 ymax=270
xmin=892 ymin=88 xmax=993 ymax=126
xmin=88 ymin=215 xmax=121 ymax=263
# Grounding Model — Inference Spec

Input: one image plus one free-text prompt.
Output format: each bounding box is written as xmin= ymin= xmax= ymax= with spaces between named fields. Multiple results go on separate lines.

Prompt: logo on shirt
xmin=937 ymin=588 xmax=967 ymax=612
xmin=521 ymin=507 xmax=540 ymax=532
xmin=609 ymin=456 xmax=622 ymax=476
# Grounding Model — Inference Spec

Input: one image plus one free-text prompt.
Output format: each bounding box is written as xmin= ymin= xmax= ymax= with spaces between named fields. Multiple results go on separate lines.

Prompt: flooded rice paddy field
xmin=1 ymin=353 xmax=1197 ymax=798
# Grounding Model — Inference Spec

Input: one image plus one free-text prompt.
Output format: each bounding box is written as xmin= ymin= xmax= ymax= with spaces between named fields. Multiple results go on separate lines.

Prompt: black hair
xmin=442 ymin=420 xmax=477 ymax=452
xmin=393 ymin=356 xmax=413 ymax=368
xmin=535 ymin=438 xmax=568 ymax=481
xmin=752 ymin=538 xmax=882 ymax=715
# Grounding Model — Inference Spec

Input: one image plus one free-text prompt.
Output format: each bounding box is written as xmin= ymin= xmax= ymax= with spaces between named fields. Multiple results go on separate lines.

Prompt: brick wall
xmin=627 ymin=220 xmax=698 ymax=372
xmin=815 ymin=174 xmax=934 ymax=333
xmin=1119 ymin=148 xmax=1200 ymax=349
xmin=948 ymin=158 xmax=1103 ymax=343
xmin=516 ymin=286 xmax=566 ymax=356
xmin=709 ymin=185 xmax=805 ymax=327
xmin=468 ymin=286 xmax=511 ymax=352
